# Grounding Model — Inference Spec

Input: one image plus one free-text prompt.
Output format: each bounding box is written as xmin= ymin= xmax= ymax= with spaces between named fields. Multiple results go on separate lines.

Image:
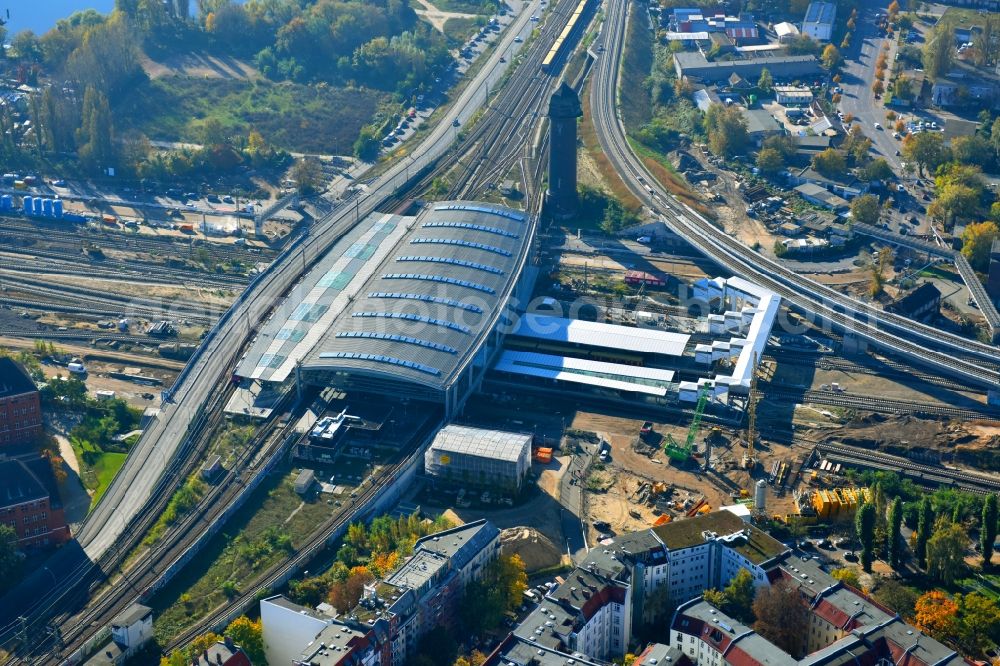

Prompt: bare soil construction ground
xmin=140 ymin=52 xmax=260 ymax=80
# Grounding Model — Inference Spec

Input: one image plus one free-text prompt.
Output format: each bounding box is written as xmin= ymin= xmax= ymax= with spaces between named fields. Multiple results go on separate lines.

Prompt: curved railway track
xmin=4 ymin=1 xmax=573 ymax=661
xmin=591 ymin=0 xmax=1000 ymax=389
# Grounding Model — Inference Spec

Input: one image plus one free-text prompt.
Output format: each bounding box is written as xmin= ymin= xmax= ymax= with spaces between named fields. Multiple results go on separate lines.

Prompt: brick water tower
xmin=546 ymin=82 xmax=583 ymax=219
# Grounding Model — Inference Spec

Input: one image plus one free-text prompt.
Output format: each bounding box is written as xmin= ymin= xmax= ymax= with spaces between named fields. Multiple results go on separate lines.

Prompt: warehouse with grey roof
xmin=234 ymin=202 xmax=537 ymax=418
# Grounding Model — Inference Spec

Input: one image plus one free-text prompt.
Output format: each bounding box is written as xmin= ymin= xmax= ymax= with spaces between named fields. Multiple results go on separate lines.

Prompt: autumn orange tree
xmin=915 ymin=590 xmax=959 ymax=641
xmin=329 ymin=566 xmax=375 ymax=613
xmin=872 ymin=80 xmax=885 ymax=95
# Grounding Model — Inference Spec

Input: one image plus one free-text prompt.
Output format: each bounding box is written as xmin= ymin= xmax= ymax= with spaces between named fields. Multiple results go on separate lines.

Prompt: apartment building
xmin=261 ymin=520 xmax=500 ymax=666
xmin=0 ymin=455 xmax=70 ymax=549
xmin=670 ymin=557 xmax=969 ymax=666
xmin=0 ymin=358 xmax=42 ymax=447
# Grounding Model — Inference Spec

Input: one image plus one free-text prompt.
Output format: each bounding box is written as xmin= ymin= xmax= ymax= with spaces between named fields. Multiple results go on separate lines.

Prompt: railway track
xmin=817 ymin=441 xmax=1000 ymax=494
xmin=4 ymin=2 xmax=567 ymax=661
xmin=767 ymin=350 xmax=973 ymax=393
xmin=590 ymin=0 xmax=1000 ymax=389
xmin=765 ymin=385 xmax=1000 ymax=423
xmin=35 ymin=399 xmax=299 ymax=663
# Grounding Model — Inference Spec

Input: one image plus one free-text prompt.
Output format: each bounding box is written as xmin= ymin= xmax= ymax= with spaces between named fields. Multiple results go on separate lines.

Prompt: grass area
xmin=578 ymin=81 xmax=643 ymax=212
xmin=939 ymin=7 xmax=1000 ymax=30
xmin=150 ymin=461 xmax=368 ymax=643
xmin=70 ymin=438 xmax=127 ymax=511
xmin=141 ymin=424 xmax=256 ymax=548
xmin=959 ymin=572 xmax=1000 ymax=602
xmin=627 ymin=138 xmax=713 ymax=218
xmin=432 ymin=0 xmax=497 ymax=14
xmin=443 ymin=16 xmax=487 ymax=45
xmin=917 ymin=264 xmax=960 ymax=281
xmin=619 ymin=0 xmax=653 ymax=132
xmin=117 ymin=78 xmax=389 ymax=154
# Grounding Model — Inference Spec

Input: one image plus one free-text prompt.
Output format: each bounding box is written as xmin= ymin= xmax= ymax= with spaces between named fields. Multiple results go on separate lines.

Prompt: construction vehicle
xmin=743 ymin=352 xmax=760 ymax=470
xmin=665 ymin=383 xmax=711 ymax=463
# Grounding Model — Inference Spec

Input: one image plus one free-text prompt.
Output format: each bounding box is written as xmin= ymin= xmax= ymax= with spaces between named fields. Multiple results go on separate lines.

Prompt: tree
xmin=225 ymin=616 xmax=265 ymax=665
xmin=917 ymin=496 xmax=933 ymax=568
xmin=830 ymin=567 xmax=860 ymax=588
xmin=704 ymin=104 xmax=749 ymax=157
xmin=821 ymin=44 xmax=842 ymax=70
xmin=914 ymin=590 xmax=959 ymax=642
xmin=930 ymin=184 xmax=980 ymax=227
xmin=902 ymin=131 xmax=947 ymax=176
xmin=888 ymin=497 xmax=903 ymax=569
xmin=758 ymin=68 xmax=773 ymax=92
xmin=460 ymin=555 xmax=527 ymax=634
xmin=961 ymin=221 xmax=999 ymax=272
xmin=0 ymin=525 xmax=18 ymax=593
xmin=856 ymin=502 xmax=876 ymax=572
xmin=923 ymin=27 xmax=953 ymax=80
xmin=77 ymin=86 xmax=116 ymax=172
xmin=752 ymin=581 xmax=810 ymax=657
xmin=812 ymin=149 xmax=847 ymax=178
xmin=756 ymin=148 xmax=785 ymax=173
xmin=926 ymin=518 xmax=968 ymax=585
xmin=843 ymin=125 xmax=873 ymax=164
xmin=956 ymin=592 xmax=1000 ymax=657
xmin=858 ymin=158 xmax=893 ymax=182
xmin=872 ymin=80 xmax=885 ymax=96
xmin=721 ymin=568 xmax=756 ymax=623
xmin=850 ymin=194 xmax=881 ymax=226
xmin=328 ymin=567 xmax=374 ymax=612
xmin=291 ymin=158 xmax=323 ymax=195
xmin=981 ymin=494 xmax=998 ymax=567
xmin=703 ymin=588 xmax=727 ymax=608
xmin=951 ymin=135 xmax=991 ymax=166
xmin=874 ymin=579 xmax=918 ymax=619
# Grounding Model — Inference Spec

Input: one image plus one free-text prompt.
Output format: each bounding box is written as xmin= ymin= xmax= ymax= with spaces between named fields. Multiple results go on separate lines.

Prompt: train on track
xmin=541 ymin=0 xmax=596 ymax=72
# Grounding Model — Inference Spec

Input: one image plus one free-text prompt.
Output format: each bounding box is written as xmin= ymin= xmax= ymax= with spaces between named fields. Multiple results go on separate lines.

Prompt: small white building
xmin=802 ymin=1 xmax=836 ymax=41
xmin=294 ymin=469 xmax=315 ymax=495
xmin=260 ymin=595 xmax=336 ymax=666
xmin=774 ymin=21 xmax=800 ymax=43
xmin=424 ymin=425 xmax=532 ymax=491
xmin=774 ymin=85 xmax=814 ymax=105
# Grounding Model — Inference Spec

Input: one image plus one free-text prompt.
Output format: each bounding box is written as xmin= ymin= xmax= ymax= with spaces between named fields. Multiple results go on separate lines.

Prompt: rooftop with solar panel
xmin=228 ymin=201 xmax=538 ymax=418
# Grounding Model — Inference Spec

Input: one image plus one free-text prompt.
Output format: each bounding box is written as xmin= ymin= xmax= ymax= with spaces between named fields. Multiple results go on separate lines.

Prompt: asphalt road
xmin=73 ymin=0 xmax=542 ymax=565
xmin=838 ymin=7 xmax=905 ymax=172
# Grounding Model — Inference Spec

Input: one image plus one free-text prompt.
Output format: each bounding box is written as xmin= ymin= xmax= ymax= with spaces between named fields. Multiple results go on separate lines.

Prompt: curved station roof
xmin=237 ymin=202 xmax=534 ymax=392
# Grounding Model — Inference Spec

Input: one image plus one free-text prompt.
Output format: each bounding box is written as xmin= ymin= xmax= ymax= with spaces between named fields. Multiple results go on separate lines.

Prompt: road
xmin=838 ymin=6 xmax=904 ymax=171
xmin=589 ymin=0 xmax=1000 ymax=390
xmin=0 ymin=0 xmax=544 ymax=647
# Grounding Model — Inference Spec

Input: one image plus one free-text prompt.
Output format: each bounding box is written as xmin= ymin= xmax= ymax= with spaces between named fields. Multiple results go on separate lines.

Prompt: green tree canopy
xmin=811 ymin=148 xmax=847 ymax=178
xmin=850 ymin=194 xmax=881 ymax=226
xmin=926 ymin=518 xmax=968 ymax=585
xmin=856 ymin=502 xmax=876 ymax=572
xmin=705 ymin=104 xmax=749 ymax=157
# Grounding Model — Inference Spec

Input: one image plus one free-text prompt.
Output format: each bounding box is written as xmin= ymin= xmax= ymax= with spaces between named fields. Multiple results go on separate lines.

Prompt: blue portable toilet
xmin=32 ymin=197 xmax=43 ymax=215
xmin=53 ymin=199 xmax=63 ymax=218
xmin=42 ymin=198 xmax=53 ymax=216
xmin=23 ymin=197 xmax=33 ymax=215
xmin=1 ymin=195 xmax=11 ymax=209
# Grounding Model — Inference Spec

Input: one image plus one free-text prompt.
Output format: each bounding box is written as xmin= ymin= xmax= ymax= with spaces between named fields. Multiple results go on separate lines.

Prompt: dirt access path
xmin=140 ymin=52 xmax=260 ymax=80
xmin=412 ymin=0 xmax=480 ymax=31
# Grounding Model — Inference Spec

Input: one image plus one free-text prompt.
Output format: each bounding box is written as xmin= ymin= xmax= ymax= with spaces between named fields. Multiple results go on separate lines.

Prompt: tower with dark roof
xmin=546 ymin=83 xmax=583 ymax=219
xmin=988 ymin=238 xmax=1000 ymax=303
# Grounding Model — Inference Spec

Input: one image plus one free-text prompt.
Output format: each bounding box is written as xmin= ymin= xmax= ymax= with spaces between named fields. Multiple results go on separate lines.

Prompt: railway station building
xmin=233 ymin=202 xmax=537 ymax=420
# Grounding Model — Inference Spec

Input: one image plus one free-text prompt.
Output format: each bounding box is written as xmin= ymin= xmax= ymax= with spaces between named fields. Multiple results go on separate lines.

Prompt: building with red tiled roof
xmin=669 ymin=555 xmax=971 ymax=666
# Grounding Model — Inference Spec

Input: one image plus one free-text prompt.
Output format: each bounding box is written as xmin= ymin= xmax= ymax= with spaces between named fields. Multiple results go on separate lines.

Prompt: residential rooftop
xmin=0 ymin=358 xmax=36 ymax=399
